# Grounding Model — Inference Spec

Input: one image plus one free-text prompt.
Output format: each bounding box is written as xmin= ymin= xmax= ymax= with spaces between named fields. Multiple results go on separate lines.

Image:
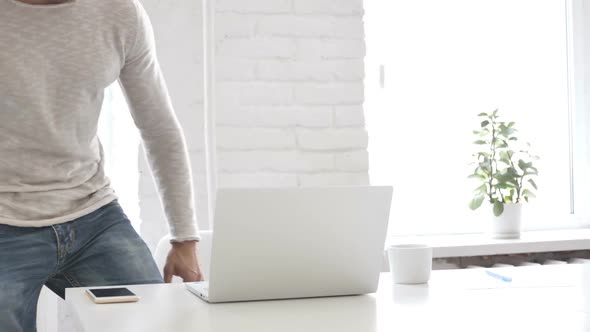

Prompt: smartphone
xmin=86 ymin=287 xmax=140 ymax=304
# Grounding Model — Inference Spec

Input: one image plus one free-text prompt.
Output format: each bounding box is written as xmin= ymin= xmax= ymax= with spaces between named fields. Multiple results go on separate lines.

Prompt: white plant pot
xmin=489 ymin=203 xmax=522 ymax=239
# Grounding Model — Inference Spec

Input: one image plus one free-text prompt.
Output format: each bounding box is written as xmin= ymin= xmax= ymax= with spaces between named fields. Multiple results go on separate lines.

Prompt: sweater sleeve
xmin=118 ymin=0 xmax=200 ymax=243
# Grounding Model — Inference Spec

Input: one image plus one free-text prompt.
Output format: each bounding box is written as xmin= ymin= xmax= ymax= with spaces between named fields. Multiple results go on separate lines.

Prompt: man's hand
xmin=163 ymin=240 xmax=204 ymax=283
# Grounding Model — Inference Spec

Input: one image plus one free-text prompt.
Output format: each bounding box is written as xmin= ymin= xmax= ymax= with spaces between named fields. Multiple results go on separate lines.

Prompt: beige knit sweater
xmin=0 ymin=0 xmax=199 ymax=242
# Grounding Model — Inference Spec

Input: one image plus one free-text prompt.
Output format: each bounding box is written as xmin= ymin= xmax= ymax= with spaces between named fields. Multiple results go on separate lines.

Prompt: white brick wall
xmin=218 ymin=151 xmax=334 ymax=172
xmin=293 ymin=0 xmax=364 ymax=15
xmin=217 ymin=106 xmax=333 ymax=128
xmin=296 ymin=128 xmax=368 ymax=151
xmin=334 ymin=105 xmax=365 ymax=127
xmin=218 ymin=38 xmax=296 ymax=58
xmin=295 ymin=39 xmax=365 ymax=60
xmin=216 ymin=128 xmax=296 ymax=150
xmin=217 ymin=0 xmax=292 ymax=13
xmin=294 ymin=83 xmax=364 ymax=105
xmin=216 ymin=0 xmax=369 ymax=188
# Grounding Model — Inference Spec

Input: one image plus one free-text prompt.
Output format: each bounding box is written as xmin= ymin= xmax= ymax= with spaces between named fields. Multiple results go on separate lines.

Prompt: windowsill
xmin=388 ymin=229 xmax=590 ymax=258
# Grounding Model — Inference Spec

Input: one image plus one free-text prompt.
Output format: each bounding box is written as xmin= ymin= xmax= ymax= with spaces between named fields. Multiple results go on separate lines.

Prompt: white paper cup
xmin=388 ymin=244 xmax=433 ymax=284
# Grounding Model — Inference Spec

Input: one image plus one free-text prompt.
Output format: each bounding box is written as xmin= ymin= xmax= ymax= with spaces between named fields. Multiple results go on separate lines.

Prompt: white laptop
xmin=185 ymin=186 xmax=393 ymax=303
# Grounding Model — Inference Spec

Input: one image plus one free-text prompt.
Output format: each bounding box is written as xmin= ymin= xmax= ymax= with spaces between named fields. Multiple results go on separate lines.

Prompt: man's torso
xmin=0 ymin=0 xmax=137 ymax=224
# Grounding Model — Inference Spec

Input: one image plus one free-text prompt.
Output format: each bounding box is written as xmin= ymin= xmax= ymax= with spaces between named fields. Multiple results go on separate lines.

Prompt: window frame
xmin=569 ymin=0 xmax=590 ymax=227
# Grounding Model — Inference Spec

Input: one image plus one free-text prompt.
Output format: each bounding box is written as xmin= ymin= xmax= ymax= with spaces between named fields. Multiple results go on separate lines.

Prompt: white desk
xmin=64 ymin=264 xmax=590 ymax=332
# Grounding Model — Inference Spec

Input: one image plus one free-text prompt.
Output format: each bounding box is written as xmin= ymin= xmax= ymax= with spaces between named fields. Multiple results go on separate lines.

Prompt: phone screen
xmin=88 ymin=288 xmax=136 ymax=298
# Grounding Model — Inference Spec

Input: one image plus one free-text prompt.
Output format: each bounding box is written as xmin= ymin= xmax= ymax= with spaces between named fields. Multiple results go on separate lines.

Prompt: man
xmin=0 ymin=0 xmax=204 ymax=330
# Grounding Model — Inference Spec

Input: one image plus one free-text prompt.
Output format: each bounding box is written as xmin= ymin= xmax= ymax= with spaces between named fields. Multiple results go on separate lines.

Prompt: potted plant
xmin=468 ymin=110 xmax=539 ymax=239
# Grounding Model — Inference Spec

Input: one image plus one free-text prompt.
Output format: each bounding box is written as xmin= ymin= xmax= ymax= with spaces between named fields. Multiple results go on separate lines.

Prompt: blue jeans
xmin=0 ymin=200 xmax=164 ymax=332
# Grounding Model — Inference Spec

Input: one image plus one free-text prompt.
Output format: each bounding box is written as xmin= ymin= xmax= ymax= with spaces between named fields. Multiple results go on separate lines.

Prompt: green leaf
xmin=473 ymin=130 xmax=480 ymax=135
xmin=474 ymin=140 xmax=487 ymax=145
xmin=528 ymin=179 xmax=538 ymax=190
xmin=496 ymin=182 xmax=514 ymax=190
xmin=492 ymin=109 xmax=499 ymax=117
xmin=507 ymin=122 xmax=515 ymax=127
xmin=524 ymin=196 xmax=529 ymax=203
xmin=477 ymin=152 xmax=491 ymax=158
xmin=522 ymin=189 xmax=536 ymax=198
xmin=481 ymin=120 xmax=490 ymax=128
xmin=473 ymin=165 xmax=486 ymax=175
xmin=499 ymin=151 xmax=511 ymax=164
xmin=468 ymin=173 xmax=486 ymax=181
xmin=495 ymin=168 xmax=519 ymax=185
xmin=495 ymin=141 xmax=508 ymax=148
xmin=505 ymin=167 xmax=520 ymax=177
xmin=479 ymin=162 xmax=491 ymax=174
xmin=469 ymin=195 xmax=485 ymax=210
xmin=518 ymin=159 xmax=533 ymax=172
xmin=473 ymin=184 xmax=487 ymax=194
xmin=478 ymin=112 xmax=488 ymax=117
xmin=509 ymin=137 xmax=518 ymax=141
xmin=500 ymin=128 xmax=516 ymax=137
xmin=493 ymin=201 xmax=504 ymax=217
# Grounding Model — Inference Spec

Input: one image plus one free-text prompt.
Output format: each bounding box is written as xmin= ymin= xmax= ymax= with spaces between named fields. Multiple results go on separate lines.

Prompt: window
xmin=365 ymin=0 xmax=582 ymax=236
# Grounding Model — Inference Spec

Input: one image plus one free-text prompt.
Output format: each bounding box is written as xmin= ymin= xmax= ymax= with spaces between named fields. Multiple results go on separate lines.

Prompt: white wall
xmin=215 ymin=0 xmax=369 ymax=189
xmin=137 ymin=0 xmax=369 ymax=250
